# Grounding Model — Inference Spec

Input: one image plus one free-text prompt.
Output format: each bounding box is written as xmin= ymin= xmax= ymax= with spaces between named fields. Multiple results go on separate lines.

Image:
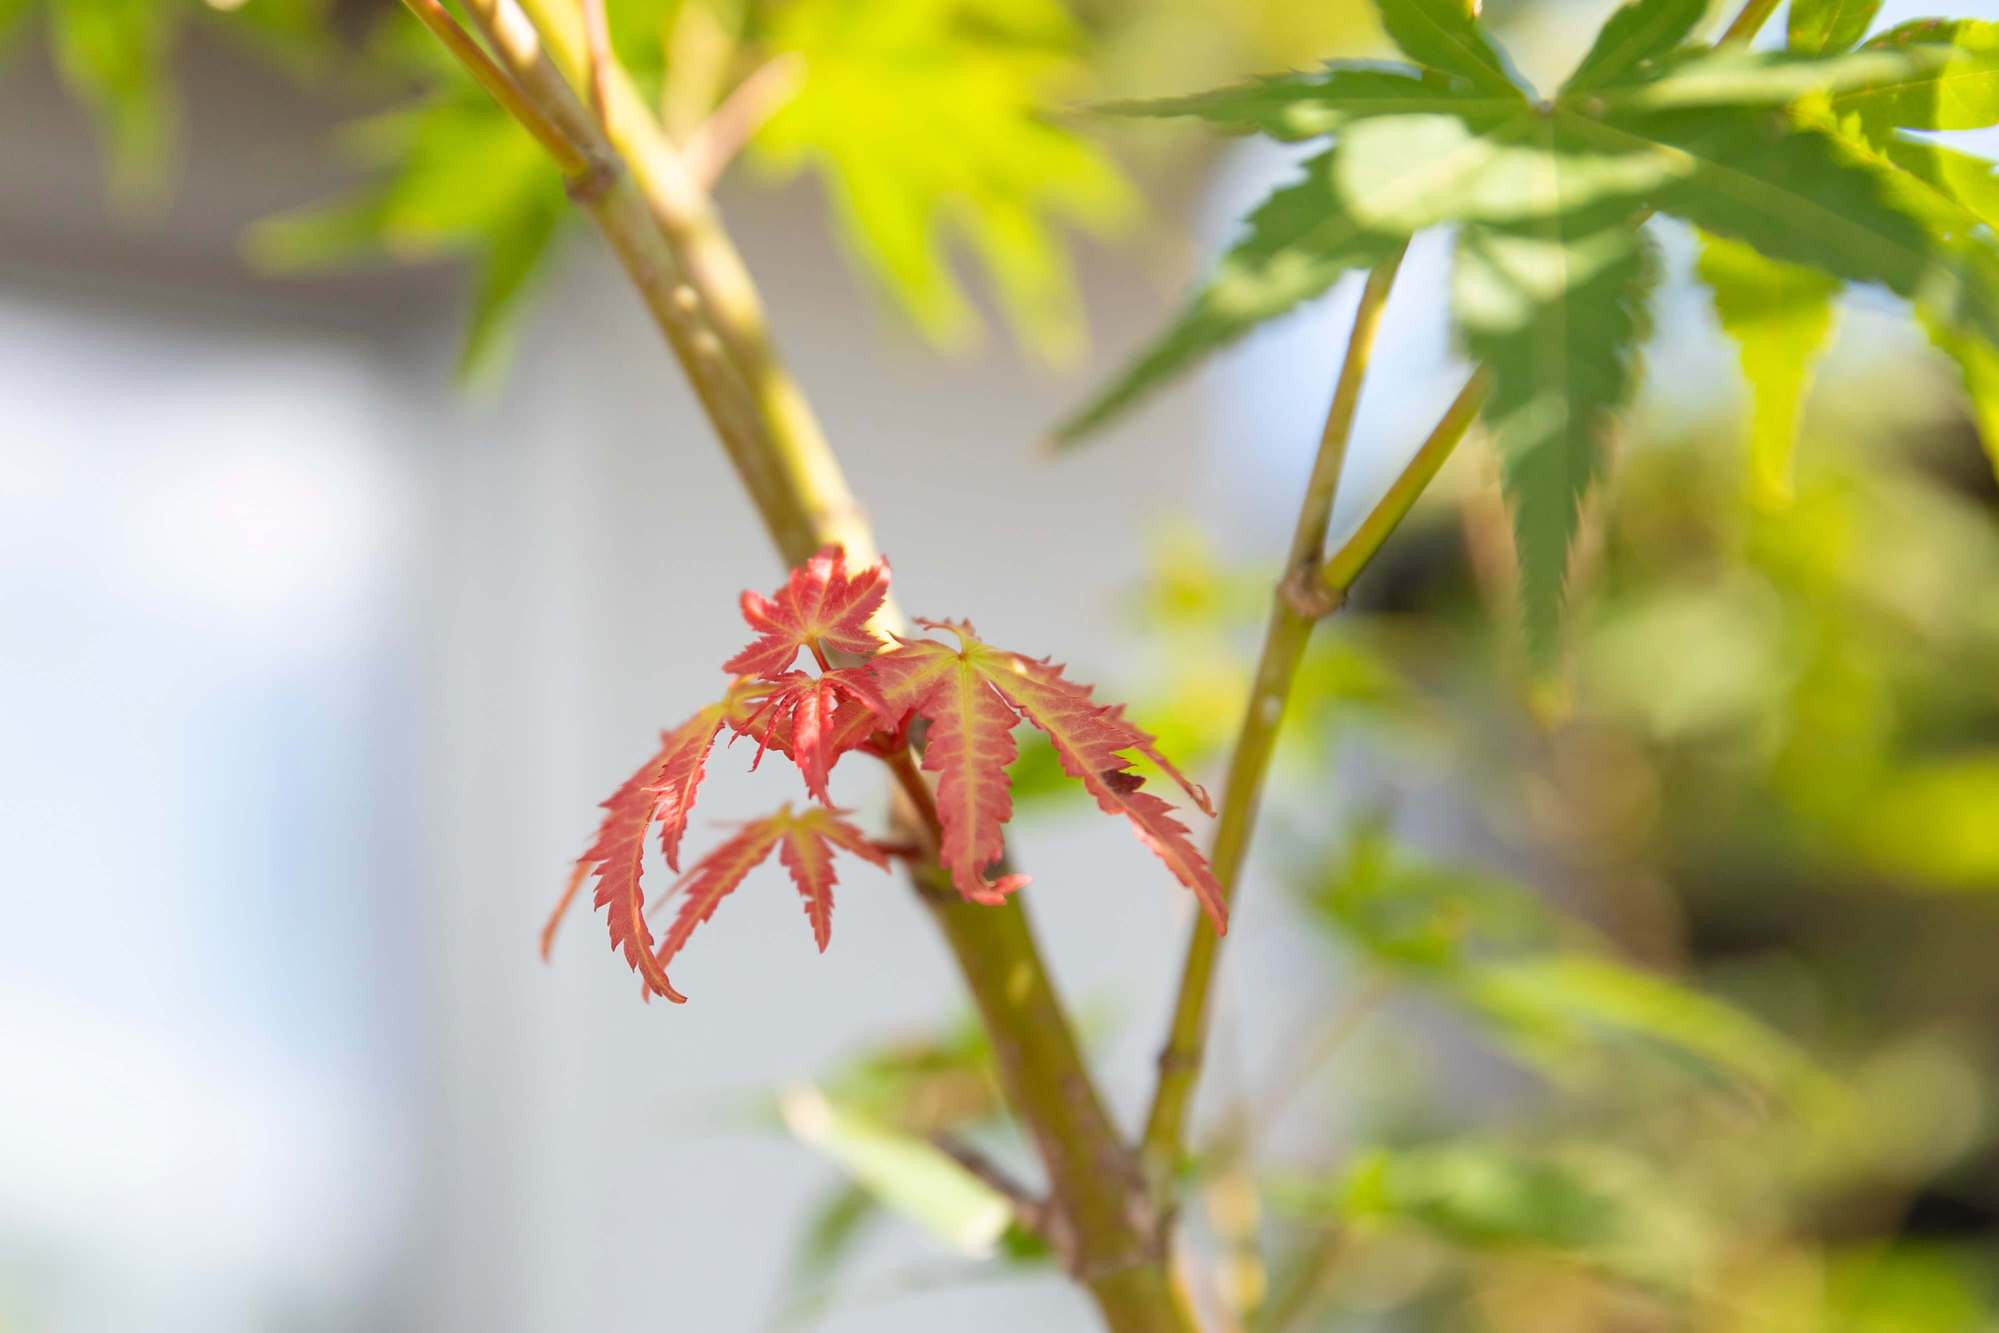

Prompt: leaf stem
xmin=1719 ymin=0 xmax=1782 ymax=44
xmin=1318 ymin=369 xmax=1490 ymax=595
xmin=577 ymin=0 xmax=614 ymax=120
xmin=1140 ymin=244 xmax=1407 ymax=1176
xmin=396 ymin=0 xmax=590 ymax=177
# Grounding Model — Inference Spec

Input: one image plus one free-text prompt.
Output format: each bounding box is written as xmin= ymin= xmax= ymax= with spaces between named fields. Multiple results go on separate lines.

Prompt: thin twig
xmin=1719 ymin=0 xmax=1781 ymax=43
xmin=398 ymin=0 xmax=589 ymax=177
xmin=682 ymin=53 xmax=804 ymax=191
xmin=1137 ymin=0 xmax=1791 ymax=1207
xmin=577 ymin=0 xmax=614 ymax=120
xmin=930 ymin=1133 xmax=1049 ymax=1237
xmin=1140 ymin=244 xmax=1407 ymax=1180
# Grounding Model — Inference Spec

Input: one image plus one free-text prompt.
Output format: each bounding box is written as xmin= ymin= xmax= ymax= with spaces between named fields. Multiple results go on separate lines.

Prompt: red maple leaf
xmin=724 ymin=545 xmax=891 ymax=677
xmin=651 ymin=805 xmax=889 ymax=998
xmin=731 ymin=666 xmax=897 ymax=802
xmin=543 ymin=701 xmax=729 ymax=1000
xmin=873 ymin=619 xmax=1226 ymax=930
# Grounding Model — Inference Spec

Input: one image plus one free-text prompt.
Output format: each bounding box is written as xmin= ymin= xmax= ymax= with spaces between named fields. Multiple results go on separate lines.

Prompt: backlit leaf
xmin=1788 ymin=0 xmax=1883 ymax=55
xmin=725 ymin=544 xmax=892 ymax=677
xmin=874 ymin=620 xmax=1226 ymax=927
xmin=1562 ymin=0 xmax=1708 ymax=95
xmin=1454 ymin=219 xmax=1658 ymax=661
xmin=753 ymin=0 xmax=1132 ymax=360
xmin=554 ymin=702 xmax=730 ymax=1002
xmin=1053 ymin=147 xmax=1407 ymax=442
xmin=1100 ymin=63 xmax=1513 ymax=141
xmin=1843 ymin=18 xmax=1999 ymax=130
xmin=1372 ymin=0 xmax=1524 ymax=98
xmin=1695 ymin=231 xmax=1840 ymax=509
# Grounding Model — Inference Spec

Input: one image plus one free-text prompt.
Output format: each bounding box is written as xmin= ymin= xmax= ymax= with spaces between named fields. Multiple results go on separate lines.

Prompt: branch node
xmin=1280 ymin=566 xmax=1345 ymax=620
xmin=563 ymin=155 xmax=621 ymax=205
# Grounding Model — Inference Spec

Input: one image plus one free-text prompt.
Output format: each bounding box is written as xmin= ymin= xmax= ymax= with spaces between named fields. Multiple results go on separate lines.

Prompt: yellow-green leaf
xmin=1695 ymin=231 xmax=1840 ymax=509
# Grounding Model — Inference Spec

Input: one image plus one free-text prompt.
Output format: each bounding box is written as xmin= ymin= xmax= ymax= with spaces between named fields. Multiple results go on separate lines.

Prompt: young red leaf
xmin=542 ymin=703 xmax=727 ymax=987
xmin=653 ymin=805 xmax=890 ymax=997
xmin=724 ymin=544 xmax=891 ymax=677
xmin=731 ymin=666 xmax=899 ymax=802
xmin=962 ymin=637 xmax=1226 ymax=932
xmin=872 ymin=636 xmax=1030 ymax=903
xmin=779 ymin=806 xmax=891 ymax=951
xmin=875 ymin=620 xmax=1227 ymax=931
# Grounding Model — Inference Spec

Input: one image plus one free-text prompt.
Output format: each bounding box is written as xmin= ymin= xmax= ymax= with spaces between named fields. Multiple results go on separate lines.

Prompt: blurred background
xmin=2 ymin=0 xmax=1996 ymax=1329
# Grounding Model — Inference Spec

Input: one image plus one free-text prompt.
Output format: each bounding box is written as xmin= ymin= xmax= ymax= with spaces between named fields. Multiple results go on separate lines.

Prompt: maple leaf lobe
xmin=724 ymin=545 xmax=891 ymax=677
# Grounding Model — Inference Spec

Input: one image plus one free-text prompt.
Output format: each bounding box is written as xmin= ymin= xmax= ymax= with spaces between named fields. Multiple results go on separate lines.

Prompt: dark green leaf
xmin=1588 ymin=107 xmax=1999 ymax=341
xmin=1788 ymin=0 xmax=1882 ymax=54
xmin=1562 ymin=0 xmax=1707 ymax=96
xmin=1099 ymin=63 xmax=1514 ymax=141
xmin=1454 ymin=219 xmax=1657 ymax=661
xmin=1372 ymin=0 xmax=1524 ymax=97
xmin=1052 ymin=149 xmax=1404 ymax=443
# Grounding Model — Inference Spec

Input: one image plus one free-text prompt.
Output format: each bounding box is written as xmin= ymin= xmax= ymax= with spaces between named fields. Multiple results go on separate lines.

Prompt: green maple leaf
xmin=1058 ymin=0 xmax=1999 ymax=661
xmin=1694 ymin=233 xmax=1840 ymax=511
xmin=752 ymin=0 xmax=1132 ymax=363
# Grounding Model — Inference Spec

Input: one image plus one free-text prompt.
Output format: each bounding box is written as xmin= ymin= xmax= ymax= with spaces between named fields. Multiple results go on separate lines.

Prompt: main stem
xmin=430 ymin=3 xmax=1187 ymax=1326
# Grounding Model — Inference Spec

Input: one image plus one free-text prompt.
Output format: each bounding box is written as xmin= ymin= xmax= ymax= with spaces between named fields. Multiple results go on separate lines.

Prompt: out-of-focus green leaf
xmin=1695 ymin=231 xmax=1841 ymax=510
xmin=778 ymin=1084 xmax=1014 ymax=1256
xmin=1306 ymin=823 xmax=1829 ymax=1104
xmin=1101 ymin=62 xmax=1505 ymax=141
xmin=46 ymin=0 xmax=174 ymax=201
xmin=771 ymin=1183 xmax=881 ymax=1329
xmin=1338 ymin=1144 xmax=1623 ymax=1252
xmin=459 ymin=194 xmax=565 ymax=383
xmin=1305 ymin=818 xmax=1565 ymax=973
xmin=1788 ymin=0 xmax=1882 ymax=56
xmin=1825 ymin=1245 xmax=1995 ymax=1333
xmin=1561 ymin=0 xmax=1707 ymax=97
xmin=1601 ymin=107 xmax=1997 ymax=344
xmin=1590 ymin=46 xmax=1957 ymax=112
xmin=247 ymin=94 xmax=569 ymax=384
xmin=1922 ymin=294 xmax=1999 ymax=481
xmin=1840 ymin=19 xmax=1999 ymax=131
xmin=1272 ymin=1139 xmax=1708 ymax=1294
xmin=753 ymin=0 xmax=1132 ymax=362
xmin=1580 ymin=574 xmax=1795 ymax=740
xmin=1 ymin=0 xmax=39 ymax=55
xmin=1455 ymin=218 xmax=1658 ymax=662
xmin=1466 ymin=953 xmax=1828 ymax=1102
xmin=1854 ymin=754 xmax=1999 ymax=889
xmin=1372 ymin=0 xmax=1523 ymax=98
xmin=818 ymin=1012 xmax=1003 ymax=1134
xmin=1052 ymin=145 xmax=1406 ymax=442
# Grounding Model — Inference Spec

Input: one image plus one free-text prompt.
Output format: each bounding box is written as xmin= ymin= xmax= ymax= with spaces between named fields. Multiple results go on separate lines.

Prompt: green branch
xmin=1136 ymin=0 xmax=1789 ymax=1204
